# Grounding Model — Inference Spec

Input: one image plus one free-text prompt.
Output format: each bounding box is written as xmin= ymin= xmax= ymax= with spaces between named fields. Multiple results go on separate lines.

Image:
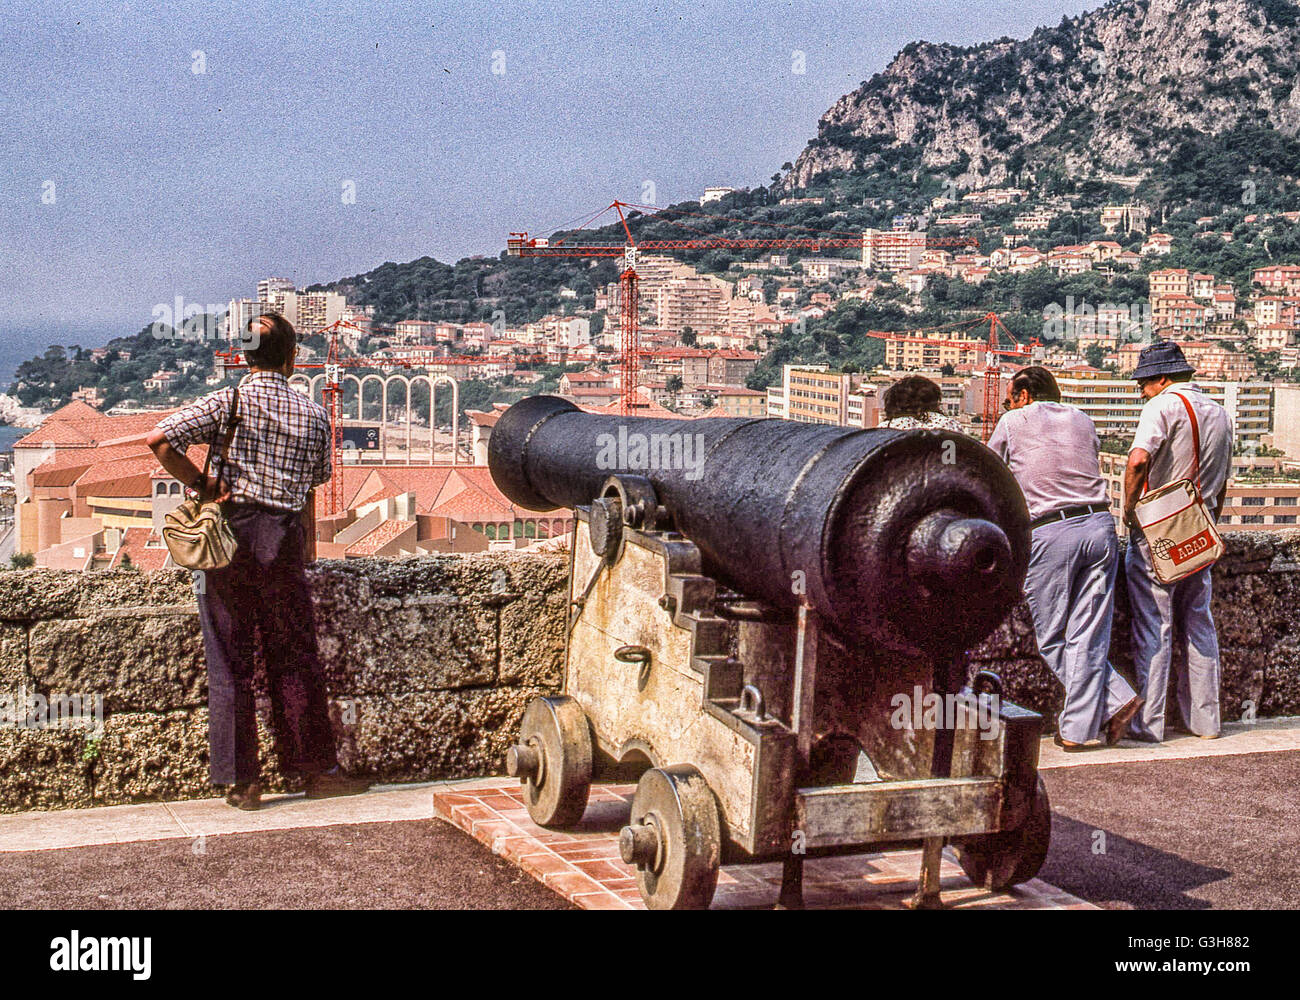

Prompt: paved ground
xmin=1038 ymin=751 xmax=1300 ymax=909
xmin=0 ymin=719 xmax=1294 ymax=909
xmin=0 ymin=819 xmax=570 ymax=909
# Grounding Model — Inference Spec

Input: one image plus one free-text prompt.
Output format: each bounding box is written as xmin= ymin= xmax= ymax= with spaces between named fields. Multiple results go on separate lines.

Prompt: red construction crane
xmin=508 ymin=200 xmax=978 ymax=413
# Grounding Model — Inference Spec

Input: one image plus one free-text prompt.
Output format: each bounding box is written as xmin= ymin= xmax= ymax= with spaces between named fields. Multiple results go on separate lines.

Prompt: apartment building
xmin=1013 ymin=211 xmax=1053 ymax=231
xmin=1149 ymin=268 xmax=1191 ymax=299
xmin=257 ymin=277 xmax=295 ymax=311
xmin=1057 ymin=376 xmax=1273 ymax=445
xmin=652 ymin=275 xmax=733 ymax=335
xmin=1220 ymin=482 xmax=1300 ymax=529
xmin=1100 ymin=203 xmax=1150 ymax=234
xmin=1253 ymin=264 xmax=1300 ymax=296
xmin=694 ymin=384 xmax=767 ymax=417
xmin=1270 ymin=383 xmax=1300 ymax=461
xmin=1256 ymin=324 xmax=1299 ymax=352
xmin=777 ymin=366 xmax=852 ymax=425
xmin=460 ymin=321 xmax=496 ymax=348
xmin=861 ymin=229 xmax=928 ymax=272
xmin=1151 ymin=295 xmax=1214 ymax=337
xmin=1253 ymin=297 xmax=1299 ymax=326
xmin=882 ymin=331 xmax=985 ymax=369
xmin=226 ymin=298 xmax=264 ymax=342
xmin=393 ymin=320 xmax=439 ymax=345
xmin=961 ymin=187 xmax=1026 ymax=206
xmin=1096 ymin=453 xmax=1300 ymax=533
xmin=800 ymin=258 xmax=861 ymax=282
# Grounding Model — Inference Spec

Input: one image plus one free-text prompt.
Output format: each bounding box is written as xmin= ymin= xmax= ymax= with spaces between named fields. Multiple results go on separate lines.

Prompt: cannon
xmin=489 ymin=394 xmax=1049 ymax=909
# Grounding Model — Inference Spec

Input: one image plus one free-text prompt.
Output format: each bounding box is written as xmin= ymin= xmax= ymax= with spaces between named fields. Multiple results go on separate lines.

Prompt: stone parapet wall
xmin=0 ymin=554 xmax=567 ymax=812
xmin=0 ymin=532 xmax=1296 ymax=812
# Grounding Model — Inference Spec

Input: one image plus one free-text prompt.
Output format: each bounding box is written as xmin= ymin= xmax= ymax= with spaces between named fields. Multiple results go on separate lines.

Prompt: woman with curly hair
xmin=879 ymin=375 xmax=963 ymax=431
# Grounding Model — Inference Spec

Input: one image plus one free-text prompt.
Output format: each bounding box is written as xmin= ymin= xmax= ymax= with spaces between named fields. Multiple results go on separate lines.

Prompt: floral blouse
xmin=878 ymin=412 xmax=964 ymax=432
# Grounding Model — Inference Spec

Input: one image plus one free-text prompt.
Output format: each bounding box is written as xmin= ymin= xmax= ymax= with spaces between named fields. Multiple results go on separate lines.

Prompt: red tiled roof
xmin=584 ymin=388 xmax=678 ymax=418
xmin=338 ymin=464 xmax=514 ymax=517
xmin=428 ymin=486 xmax=513 ymax=521
xmin=15 ymin=404 xmax=176 ymax=449
xmin=110 ymin=527 xmax=171 ymax=571
xmin=345 ymin=518 xmax=416 ymax=556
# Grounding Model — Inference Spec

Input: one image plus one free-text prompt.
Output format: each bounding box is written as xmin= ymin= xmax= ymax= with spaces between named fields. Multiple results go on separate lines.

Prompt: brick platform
xmin=433 ymin=777 xmax=1096 ymax=910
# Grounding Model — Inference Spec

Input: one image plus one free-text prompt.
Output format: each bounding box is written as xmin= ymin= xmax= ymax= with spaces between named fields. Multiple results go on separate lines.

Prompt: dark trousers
xmin=196 ymin=504 xmax=338 ymax=784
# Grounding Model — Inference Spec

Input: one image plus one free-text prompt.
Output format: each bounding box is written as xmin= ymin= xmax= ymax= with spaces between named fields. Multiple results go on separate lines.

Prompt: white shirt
xmin=987 ymin=400 xmax=1108 ymax=519
xmin=1130 ymin=383 xmax=1232 ymax=511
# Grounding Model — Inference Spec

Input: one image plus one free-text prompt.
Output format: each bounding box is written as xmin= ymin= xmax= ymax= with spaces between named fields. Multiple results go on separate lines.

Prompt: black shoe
xmin=303 ymin=770 xmax=370 ymax=799
xmin=225 ymin=782 xmax=261 ymax=811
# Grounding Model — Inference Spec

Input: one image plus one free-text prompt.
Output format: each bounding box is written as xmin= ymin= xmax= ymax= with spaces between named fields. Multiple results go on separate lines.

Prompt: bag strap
xmin=1171 ymin=389 xmax=1203 ymax=493
xmin=207 ymin=386 xmax=242 ymax=495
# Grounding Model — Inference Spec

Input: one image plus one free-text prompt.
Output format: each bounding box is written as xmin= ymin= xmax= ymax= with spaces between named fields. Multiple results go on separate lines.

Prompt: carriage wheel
xmin=619 ymin=765 xmax=721 ymax=910
xmin=505 ymin=696 xmax=592 ymax=828
xmin=952 ymin=776 xmax=1051 ymax=890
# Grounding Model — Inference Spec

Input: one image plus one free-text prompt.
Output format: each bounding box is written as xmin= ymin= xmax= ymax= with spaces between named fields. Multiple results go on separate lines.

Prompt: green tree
xmin=9 ymin=552 xmax=34 ymax=569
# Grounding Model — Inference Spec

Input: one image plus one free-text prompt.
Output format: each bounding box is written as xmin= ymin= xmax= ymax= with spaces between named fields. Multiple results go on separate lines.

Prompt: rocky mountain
xmin=786 ymin=0 xmax=1300 ymax=196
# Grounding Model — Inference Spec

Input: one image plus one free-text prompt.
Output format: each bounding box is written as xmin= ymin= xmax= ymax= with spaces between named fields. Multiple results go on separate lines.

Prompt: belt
xmin=1030 ymin=502 xmax=1111 ymax=530
xmin=223 ymin=499 xmax=302 ymax=517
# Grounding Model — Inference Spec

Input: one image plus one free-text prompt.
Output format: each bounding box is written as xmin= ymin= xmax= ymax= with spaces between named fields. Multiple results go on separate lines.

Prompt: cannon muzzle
xmin=488 ymin=395 xmax=1029 ymax=656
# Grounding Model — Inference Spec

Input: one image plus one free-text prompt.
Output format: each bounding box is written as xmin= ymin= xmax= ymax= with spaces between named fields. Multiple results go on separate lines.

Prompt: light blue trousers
xmin=1124 ymin=533 xmax=1221 ymax=741
xmin=1024 ymin=511 xmax=1136 ymax=744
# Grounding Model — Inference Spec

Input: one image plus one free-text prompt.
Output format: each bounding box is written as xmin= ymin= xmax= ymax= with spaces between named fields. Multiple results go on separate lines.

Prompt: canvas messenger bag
xmin=1132 ymin=389 xmax=1224 ymax=585
xmin=162 ymin=387 xmax=241 ymax=571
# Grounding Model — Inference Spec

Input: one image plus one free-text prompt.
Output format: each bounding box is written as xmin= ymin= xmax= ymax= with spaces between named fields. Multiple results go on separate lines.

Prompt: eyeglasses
xmin=1001 ymin=399 xmax=1012 ymax=411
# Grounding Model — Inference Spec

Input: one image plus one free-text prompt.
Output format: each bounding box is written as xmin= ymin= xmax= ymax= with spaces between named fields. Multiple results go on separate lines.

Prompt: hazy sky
xmin=0 ymin=0 xmax=1096 ymax=344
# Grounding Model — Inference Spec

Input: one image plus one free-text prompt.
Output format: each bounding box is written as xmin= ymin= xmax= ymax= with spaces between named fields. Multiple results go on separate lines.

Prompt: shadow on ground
xmin=1038 ymin=751 xmax=1300 ymax=909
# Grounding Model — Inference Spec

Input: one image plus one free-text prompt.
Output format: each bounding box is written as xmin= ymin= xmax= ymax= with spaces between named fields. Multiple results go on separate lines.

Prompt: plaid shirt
xmin=156 ymin=371 xmax=330 ymax=511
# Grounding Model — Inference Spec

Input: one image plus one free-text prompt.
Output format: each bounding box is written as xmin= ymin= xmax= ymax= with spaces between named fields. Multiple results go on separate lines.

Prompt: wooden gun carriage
xmin=489 ymin=395 xmax=1050 ymax=909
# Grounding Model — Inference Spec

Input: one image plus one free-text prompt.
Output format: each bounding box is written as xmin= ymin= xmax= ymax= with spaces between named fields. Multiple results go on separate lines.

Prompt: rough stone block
xmin=28 ymin=611 xmax=207 ymax=713
xmin=341 ymin=687 xmax=544 ymax=780
xmin=315 ymin=598 xmax=499 ymax=695
xmin=1262 ymin=641 xmax=1300 ymax=717
xmin=0 ymin=569 xmax=82 ymax=622
xmin=0 ymin=726 xmax=93 ymax=812
xmin=0 ymin=623 xmax=27 ymax=694
xmin=90 ymin=707 xmax=293 ymax=805
xmin=498 ymin=589 xmax=566 ymax=688
xmin=71 ymin=567 xmax=197 ymax=615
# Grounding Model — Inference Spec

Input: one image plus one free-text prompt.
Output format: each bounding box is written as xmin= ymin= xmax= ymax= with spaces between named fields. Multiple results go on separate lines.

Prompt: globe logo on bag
xmin=1152 ymin=537 xmax=1174 ymax=561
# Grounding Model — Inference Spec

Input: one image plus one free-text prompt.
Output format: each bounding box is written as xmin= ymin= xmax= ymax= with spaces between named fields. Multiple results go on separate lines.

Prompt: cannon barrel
xmin=488 ymin=395 xmax=1029 ymax=656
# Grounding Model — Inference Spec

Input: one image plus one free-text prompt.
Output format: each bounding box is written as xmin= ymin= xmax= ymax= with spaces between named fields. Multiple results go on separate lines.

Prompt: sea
xmin=0 ymin=321 xmax=114 ymax=452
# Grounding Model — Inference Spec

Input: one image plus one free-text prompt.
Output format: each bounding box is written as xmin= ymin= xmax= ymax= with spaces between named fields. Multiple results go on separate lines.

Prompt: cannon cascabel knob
xmin=906 ymin=510 xmax=1013 ymax=593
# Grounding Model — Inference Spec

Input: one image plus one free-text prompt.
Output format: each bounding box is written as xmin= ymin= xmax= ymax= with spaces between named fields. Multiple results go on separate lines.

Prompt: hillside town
xmin=5 ymin=185 xmax=1300 ymax=571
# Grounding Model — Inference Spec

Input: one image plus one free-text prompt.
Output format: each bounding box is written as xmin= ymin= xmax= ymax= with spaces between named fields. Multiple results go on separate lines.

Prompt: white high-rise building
xmin=226 ymin=298 xmax=264 ymax=343
xmin=861 ymin=229 xmax=927 ymax=272
xmin=257 ymin=277 xmax=295 ymax=313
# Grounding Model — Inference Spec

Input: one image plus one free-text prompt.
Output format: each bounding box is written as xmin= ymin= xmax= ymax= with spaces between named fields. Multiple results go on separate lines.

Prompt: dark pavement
xmin=1038 ymin=750 xmax=1300 ymax=909
xmin=0 ymin=750 xmax=1294 ymax=909
xmin=0 ymin=818 xmax=572 ymax=910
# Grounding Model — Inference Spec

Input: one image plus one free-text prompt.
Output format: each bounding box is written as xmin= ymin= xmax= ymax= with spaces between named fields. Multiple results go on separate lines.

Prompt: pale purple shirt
xmin=987 ymin=400 xmax=1109 ymax=519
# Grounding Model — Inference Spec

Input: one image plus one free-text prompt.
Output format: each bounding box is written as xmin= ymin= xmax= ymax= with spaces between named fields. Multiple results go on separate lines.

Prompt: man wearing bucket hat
xmin=1121 ymin=341 xmax=1232 ymax=742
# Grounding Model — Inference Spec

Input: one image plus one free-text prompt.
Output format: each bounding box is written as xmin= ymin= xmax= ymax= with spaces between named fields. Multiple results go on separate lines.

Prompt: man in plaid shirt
xmin=147 ymin=312 xmax=368 ymax=809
